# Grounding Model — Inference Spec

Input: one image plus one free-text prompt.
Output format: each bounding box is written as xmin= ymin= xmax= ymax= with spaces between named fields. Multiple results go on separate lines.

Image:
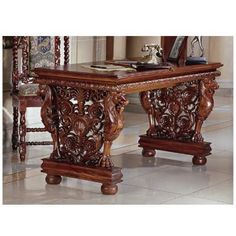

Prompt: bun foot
xmin=101 ymin=184 xmax=118 ymax=195
xmin=45 ymin=174 xmax=62 ymax=185
xmin=142 ymin=148 xmax=156 ymax=157
xmin=192 ymin=156 xmax=207 ymax=165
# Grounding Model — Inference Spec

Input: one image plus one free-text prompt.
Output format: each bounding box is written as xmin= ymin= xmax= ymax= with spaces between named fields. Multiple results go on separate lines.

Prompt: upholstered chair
xmin=11 ymin=36 xmax=69 ymax=161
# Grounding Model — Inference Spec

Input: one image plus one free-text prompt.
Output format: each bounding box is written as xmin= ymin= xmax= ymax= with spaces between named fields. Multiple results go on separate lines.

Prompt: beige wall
xmin=70 ymin=36 xmax=106 ymax=63
xmin=208 ymin=36 xmax=233 ymax=89
xmin=113 ymin=36 xmax=126 ymax=59
xmin=70 ymin=36 xmax=127 ymax=62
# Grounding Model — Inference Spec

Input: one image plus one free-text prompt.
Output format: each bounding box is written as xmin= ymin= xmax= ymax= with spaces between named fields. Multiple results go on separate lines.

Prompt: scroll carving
xmin=41 ymin=86 xmax=128 ymax=168
xmin=58 ymin=88 xmax=108 ymax=165
xmin=140 ymin=81 xmax=200 ymax=141
xmin=140 ymin=78 xmax=218 ymax=143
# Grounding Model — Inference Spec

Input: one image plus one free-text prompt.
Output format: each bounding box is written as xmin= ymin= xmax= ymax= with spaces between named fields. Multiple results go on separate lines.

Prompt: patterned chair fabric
xmin=18 ymin=83 xmax=39 ymax=96
xmin=30 ymin=36 xmax=55 ymax=70
xmin=18 ymin=37 xmax=55 ymax=96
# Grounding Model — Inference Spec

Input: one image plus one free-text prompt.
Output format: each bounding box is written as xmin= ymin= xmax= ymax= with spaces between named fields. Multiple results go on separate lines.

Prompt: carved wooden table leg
xmin=139 ymin=78 xmax=218 ymax=165
xmin=139 ymin=91 xmax=157 ymax=157
xmin=99 ymin=92 xmax=128 ymax=194
xmin=191 ymin=78 xmax=219 ymax=165
xmin=40 ymin=86 xmax=128 ymax=195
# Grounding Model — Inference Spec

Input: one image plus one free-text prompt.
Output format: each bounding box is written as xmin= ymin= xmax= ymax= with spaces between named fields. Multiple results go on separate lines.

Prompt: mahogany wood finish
xmin=11 ymin=36 xmax=69 ymax=161
xmin=41 ymin=158 xmax=122 ymax=194
xmin=64 ymin=36 xmax=70 ymax=65
xmin=161 ymin=36 xmax=187 ymax=66
xmin=45 ymin=174 xmax=62 ymax=185
xmin=142 ymin=148 xmax=156 ymax=157
xmin=139 ymin=75 xmax=218 ymax=166
xmin=35 ymin=61 xmax=222 ymax=194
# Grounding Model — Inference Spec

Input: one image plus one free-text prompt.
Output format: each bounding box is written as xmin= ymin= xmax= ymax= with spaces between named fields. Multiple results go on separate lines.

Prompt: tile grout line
xmin=160 ymin=178 xmax=233 ymax=204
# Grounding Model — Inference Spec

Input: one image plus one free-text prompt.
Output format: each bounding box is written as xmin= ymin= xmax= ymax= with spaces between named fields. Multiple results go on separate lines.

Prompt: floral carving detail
xmin=41 ymin=86 xmax=111 ymax=166
xmin=140 ymin=81 xmax=200 ymax=141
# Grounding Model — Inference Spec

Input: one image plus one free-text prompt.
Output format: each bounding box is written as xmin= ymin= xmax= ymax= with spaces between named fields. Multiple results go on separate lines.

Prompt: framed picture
xmin=167 ymin=36 xmax=187 ymax=62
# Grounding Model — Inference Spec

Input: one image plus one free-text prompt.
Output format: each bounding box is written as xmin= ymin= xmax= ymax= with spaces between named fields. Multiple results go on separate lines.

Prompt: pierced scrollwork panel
xmin=41 ymin=85 xmax=128 ymax=168
xmin=51 ymin=86 xmax=108 ymax=166
xmin=140 ymin=81 xmax=200 ymax=141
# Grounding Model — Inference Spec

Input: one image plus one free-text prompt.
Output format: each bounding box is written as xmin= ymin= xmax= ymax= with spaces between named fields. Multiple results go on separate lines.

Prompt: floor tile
xmin=204 ymin=150 xmax=233 ymax=175
xmin=3 ymin=173 xmax=180 ymax=205
xmin=125 ymin=165 xmax=232 ymax=195
xmin=162 ymin=196 xmax=224 ymax=204
xmin=190 ymin=179 xmax=233 ymax=204
xmin=204 ymin=126 xmax=233 ymax=152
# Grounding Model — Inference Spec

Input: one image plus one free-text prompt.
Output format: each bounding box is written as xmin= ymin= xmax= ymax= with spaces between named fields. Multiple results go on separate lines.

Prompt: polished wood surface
xmin=34 ymin=62 xmax=222 ymax=82
xmin=34 ymin=62 xmax=222 ymax=95
xmin=35 ymin=61 xmax=222 ymax=194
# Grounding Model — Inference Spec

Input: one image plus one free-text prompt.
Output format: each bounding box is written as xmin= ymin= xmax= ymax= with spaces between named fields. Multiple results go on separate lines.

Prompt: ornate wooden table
xmin=34 ymin=62 xmax=222 ymax=195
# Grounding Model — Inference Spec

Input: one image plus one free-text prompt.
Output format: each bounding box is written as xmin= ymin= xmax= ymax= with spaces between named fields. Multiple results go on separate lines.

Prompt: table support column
xmin=40 ymin=85 xmax=128 ymax=194
xmin=139 ymin=77 xmax=218 ymax=165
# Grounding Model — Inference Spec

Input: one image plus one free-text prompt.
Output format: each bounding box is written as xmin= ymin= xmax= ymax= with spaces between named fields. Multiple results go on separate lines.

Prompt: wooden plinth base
xmin=41 ymin=158 xmax=122 ymax=195
xmin=138 ymin=135 xmax=211 ymax=165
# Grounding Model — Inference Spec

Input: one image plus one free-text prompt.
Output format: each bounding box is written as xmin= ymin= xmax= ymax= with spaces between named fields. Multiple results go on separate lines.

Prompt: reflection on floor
xmin=3 ymin=96 xmax=233 ymax=204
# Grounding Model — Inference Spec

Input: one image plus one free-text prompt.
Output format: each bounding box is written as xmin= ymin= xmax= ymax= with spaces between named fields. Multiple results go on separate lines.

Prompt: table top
xmin=34 ymin=61 xmax=223 ymax=93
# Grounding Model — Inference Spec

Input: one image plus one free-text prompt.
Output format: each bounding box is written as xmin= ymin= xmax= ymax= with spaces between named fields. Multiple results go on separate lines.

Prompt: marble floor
xmin=2 ymin=96 xmax=233 ymax=204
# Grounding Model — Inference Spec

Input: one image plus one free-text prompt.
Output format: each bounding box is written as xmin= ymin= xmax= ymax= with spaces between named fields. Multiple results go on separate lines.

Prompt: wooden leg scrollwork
xmin=40 ymin=86 xmax=128 ymax=194
xmin=139 ymin=78 xmax=218 ymax=165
